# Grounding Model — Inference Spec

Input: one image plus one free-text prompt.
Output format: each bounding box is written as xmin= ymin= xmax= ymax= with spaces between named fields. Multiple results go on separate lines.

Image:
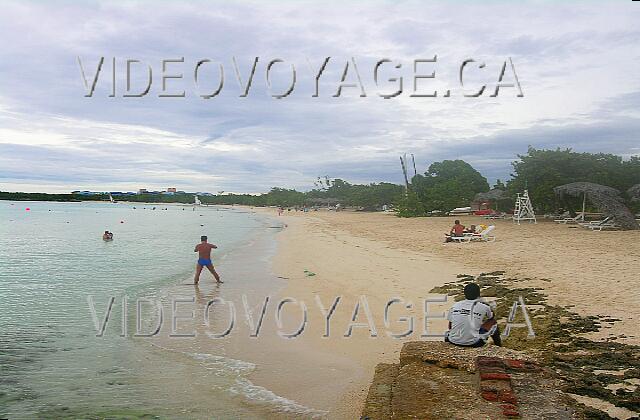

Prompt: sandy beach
xmin=246 ymin=208 xmax=640 ymax=419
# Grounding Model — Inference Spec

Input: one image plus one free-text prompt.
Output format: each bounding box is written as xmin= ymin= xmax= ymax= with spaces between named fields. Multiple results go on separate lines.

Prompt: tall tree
xmin=508 ymin=147 xmax=637 ymax=212
xmin=412 ymin=160 xmax=490 ymax=211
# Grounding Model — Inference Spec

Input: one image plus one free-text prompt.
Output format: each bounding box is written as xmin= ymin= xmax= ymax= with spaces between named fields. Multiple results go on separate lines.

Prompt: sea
xmin=0 ymin=201 xmax=326 ymax=419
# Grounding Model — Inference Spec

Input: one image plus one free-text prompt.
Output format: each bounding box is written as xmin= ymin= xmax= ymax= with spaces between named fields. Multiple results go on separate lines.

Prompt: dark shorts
xmin=197 ymin=258 xmax=212 ymax=266
xmin=444 ymin=335 xmax=486 ymax=348
xmin=444 ymin=327 xmax=491 ymax=348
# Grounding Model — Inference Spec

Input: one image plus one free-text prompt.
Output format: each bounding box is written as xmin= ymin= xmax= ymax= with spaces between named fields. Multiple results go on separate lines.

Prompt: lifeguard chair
xmin=513 ymin=190 xmax=536 ymax=224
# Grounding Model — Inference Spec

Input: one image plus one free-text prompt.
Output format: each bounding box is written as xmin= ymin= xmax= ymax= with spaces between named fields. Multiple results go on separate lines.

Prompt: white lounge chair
xmin=579 ymin=216 xmax=613 ymax=228
xmin=449 ymin=235 xmax=472 ymax=243
xmin=449 ymin=225 xmax=496 ymax=243
xmin=555 ymin=214 xmax=583 ymax=224
xmin=587 ymin=222 xmax=620 ymax=231
xmin=471 ymin=225 xmax=496 ymax=242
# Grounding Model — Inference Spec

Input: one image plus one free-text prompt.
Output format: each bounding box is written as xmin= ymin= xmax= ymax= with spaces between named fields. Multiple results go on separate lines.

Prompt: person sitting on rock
xmin=445 ymin=283 xmax=502 ymax=347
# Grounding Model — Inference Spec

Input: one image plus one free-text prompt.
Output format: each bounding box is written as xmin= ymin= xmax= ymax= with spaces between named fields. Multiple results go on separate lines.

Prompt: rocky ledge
xmin=361 ymin=341 xmax=583 ymax=419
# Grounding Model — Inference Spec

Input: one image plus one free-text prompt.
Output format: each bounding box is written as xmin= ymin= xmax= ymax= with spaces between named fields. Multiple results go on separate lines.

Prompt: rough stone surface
xmin=361 ymin=363 xmax=398 ymax=420
xmin=361 ymin=341 xmax=581 ymax=420
xmin=400 ymin=341 xmax=537 ymax=373
xmin=390 ymin=361 xmax=504 ymax=419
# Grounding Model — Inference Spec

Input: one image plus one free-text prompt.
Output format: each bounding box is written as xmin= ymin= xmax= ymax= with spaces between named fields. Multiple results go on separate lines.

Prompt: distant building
xmin=167 ymin=187 xmax=177 ymax=193
xmin=138 ymin=188 xmax=148 ymax=194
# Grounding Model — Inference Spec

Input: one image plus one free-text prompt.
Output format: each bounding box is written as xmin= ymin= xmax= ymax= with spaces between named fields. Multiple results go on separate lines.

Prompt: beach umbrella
xmin=628 ymin=184 xmax=640 ymax=202
xmin=554 ymin=182 xmax=639 ymax=230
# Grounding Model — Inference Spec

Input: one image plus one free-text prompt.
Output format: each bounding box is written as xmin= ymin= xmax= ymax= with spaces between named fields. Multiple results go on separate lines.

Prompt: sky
xmin=0 ymin=0 xmax=639 ymax=194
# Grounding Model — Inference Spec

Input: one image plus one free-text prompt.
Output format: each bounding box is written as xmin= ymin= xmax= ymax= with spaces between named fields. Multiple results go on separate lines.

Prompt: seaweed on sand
xmin=431 ymin=272 xmax=640 ymax=414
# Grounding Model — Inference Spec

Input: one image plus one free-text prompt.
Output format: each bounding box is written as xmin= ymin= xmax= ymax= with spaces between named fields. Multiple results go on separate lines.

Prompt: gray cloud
xmin=0 ymin=0 xmax=639 ymax=193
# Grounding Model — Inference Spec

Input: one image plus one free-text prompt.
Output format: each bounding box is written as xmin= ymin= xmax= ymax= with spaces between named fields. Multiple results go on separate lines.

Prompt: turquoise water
xmin=0 ymin=201 xmax=322 ymax=419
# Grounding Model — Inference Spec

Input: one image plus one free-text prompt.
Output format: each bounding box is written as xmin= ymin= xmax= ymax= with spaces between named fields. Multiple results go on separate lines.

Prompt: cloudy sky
xmin=1 ymin=0 xmax=639 ymax=193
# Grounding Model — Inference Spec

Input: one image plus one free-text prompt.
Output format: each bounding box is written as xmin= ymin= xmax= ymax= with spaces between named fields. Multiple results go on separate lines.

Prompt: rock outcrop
xmin=361 ymin=341 xmax=581 ymax=419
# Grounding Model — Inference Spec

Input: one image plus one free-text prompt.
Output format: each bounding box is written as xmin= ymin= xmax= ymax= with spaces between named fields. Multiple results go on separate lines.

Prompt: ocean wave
xmin=189 ymin=352 xmax=255 ymax=375
xmin=189 ymin=351 xmax=328 ymax=419
xmin=229 ymin=378 xmax=328 ymax=419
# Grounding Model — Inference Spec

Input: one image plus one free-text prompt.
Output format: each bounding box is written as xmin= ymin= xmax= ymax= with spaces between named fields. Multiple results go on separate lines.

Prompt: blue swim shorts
xmin=197 ymin=258 xmax=213 ymax=266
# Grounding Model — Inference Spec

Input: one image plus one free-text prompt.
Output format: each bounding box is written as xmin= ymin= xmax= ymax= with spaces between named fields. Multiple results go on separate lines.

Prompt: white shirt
xmin=447 ymin=299 xmax=494 ymax=346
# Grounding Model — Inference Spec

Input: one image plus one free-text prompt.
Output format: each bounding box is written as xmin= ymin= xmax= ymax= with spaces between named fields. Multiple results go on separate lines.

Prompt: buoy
xmin=120 ymin=220 xmax=124 ymax=223
xmin=25 ymin=208 xmax=30 ymax=211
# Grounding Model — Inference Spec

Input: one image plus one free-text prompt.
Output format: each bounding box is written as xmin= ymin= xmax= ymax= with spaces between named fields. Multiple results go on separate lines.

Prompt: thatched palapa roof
xmin=554 ymin=182 xmax=639 ymax=230
xmin=628 ymin=184 xmax=640 ymax=202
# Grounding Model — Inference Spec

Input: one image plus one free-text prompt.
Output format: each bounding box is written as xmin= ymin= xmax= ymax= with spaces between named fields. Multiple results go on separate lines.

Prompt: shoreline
xmin=244 ymin=208 xmax=639 ymax=418
xmin=245 ymin=208 xmax=472 ymax=418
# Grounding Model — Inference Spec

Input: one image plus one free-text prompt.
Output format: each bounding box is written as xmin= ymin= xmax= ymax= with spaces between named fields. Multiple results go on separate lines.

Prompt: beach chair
xmin=555 ymin=214 xmax=582 ymax=224
xmin=470 ymin=225 xmax=496 ymax=242
xmin=587 ymin=220 xmax=620 ymax=231
xmin=589 ymin=224 xmax=621 ymax=231
xmin=579 ymin=216 xmax=612 ymax=228
xmin=449 ymin=234 xmax=472 ymax=243
xmin=450 ymin=226 xmax=496 ymax=243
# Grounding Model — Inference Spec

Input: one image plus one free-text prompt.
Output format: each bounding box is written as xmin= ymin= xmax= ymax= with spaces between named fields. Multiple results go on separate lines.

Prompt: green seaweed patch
xmin=430 ymin=272 xmax=640 ymax=414
xmin=576 ymin=404 xmax=617 ymax=420
xmin=36 ymin=406 xmax=164 ymax=420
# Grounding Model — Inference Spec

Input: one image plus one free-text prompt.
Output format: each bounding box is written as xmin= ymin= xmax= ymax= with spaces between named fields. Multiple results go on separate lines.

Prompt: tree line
xmin=2 ymin=148 xmax=638 ymax=215
xmin=398 ymin=147 xmax=639 ymax=216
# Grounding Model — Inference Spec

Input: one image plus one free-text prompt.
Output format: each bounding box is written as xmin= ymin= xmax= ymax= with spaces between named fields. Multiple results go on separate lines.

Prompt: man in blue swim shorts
xmin=194 ymin=235 xmax=222 ymax=284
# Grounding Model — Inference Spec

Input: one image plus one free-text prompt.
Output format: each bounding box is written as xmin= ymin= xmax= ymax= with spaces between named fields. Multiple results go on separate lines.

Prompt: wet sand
xmin=247 ymin=208 xmax=639 ymax=419
xmin=245 ymin=210 xmax=470 ymax=418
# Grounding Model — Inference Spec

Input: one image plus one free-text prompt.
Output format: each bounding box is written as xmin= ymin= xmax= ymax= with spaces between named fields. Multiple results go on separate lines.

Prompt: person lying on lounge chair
xmin=445 ymin=283 xmax=502 ymax=347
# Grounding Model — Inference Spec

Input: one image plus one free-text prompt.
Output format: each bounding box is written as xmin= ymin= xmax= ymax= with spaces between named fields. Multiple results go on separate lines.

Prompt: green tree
xmin=507 ymin=147 xmax=638 ymax=213
xmin=395 ymin=190 xmax=426 ymax=217
xmin=412 ymin=160 xmax=490 ymax=212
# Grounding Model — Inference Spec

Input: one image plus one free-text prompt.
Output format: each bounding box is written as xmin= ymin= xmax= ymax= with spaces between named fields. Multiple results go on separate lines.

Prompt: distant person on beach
xmin=102 ymin=231 xmax=113 ymax=241
xmin=194 ymin=235 xmax=222 ymax=284
xmin=444 ymin=220 xmax=465 ymax=242
xmin=445 ymin=283 xmax=501 ymax=347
